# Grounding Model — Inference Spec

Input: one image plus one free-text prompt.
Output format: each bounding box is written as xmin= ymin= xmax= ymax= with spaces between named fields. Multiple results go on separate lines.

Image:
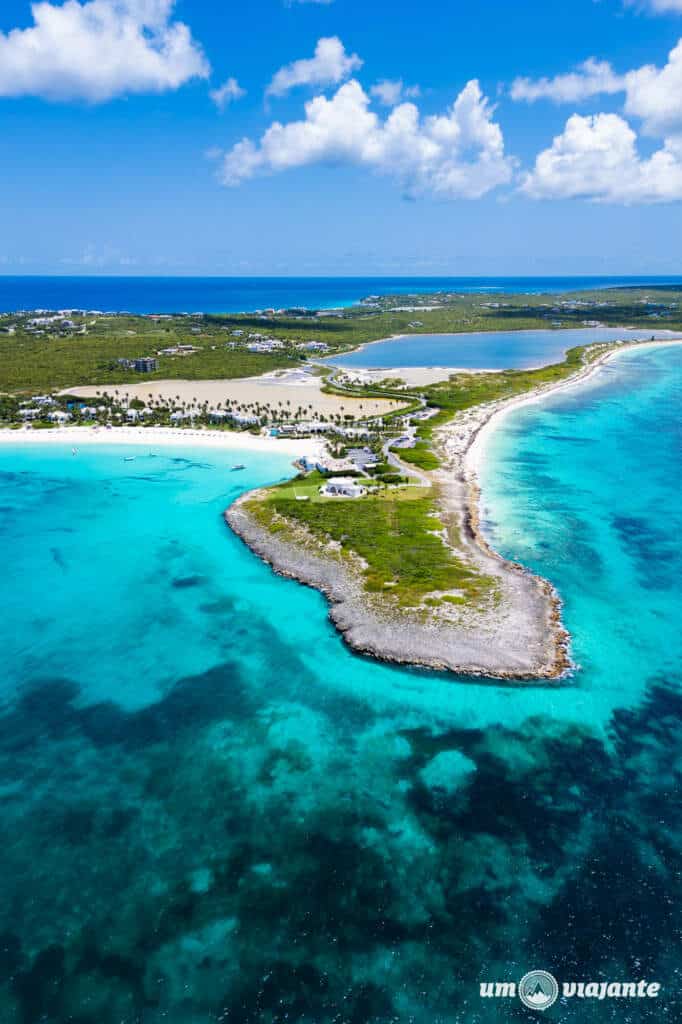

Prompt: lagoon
xmin=329 ymin=325 xmax=682 ymax=371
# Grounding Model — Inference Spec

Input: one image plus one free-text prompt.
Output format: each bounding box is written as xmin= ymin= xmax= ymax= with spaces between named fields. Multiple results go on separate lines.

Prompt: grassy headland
xmin=247 ymin=474 xmax=492 ymax=609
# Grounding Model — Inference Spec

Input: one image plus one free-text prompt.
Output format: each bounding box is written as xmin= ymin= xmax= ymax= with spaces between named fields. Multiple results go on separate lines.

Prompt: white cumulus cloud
xmin=511 ymin=59 xmax=625 ymax=103
xmin=219 ymin=78 xmax=514 ymax=199
xmin=0 ymin=0 xmax=209 ymax=102
xmin=521 ymin=112 xmax=682 ymax=202
xmin=624 ymin=39 xmax=682 ymax=135
xmin=265 ymin=37 xmax=362 ymax=98
xmin=370 ymin=79 xmax=421 ymax=106
xmin=210 ymin=77 xmax=246 ymax=109
xmin=511 ymin=39 xmax=682 ymax=138
xmin=512 ymin=38 xmax=682 ymax=202
xmin=624 ymin=0 xmax=682 ymax=13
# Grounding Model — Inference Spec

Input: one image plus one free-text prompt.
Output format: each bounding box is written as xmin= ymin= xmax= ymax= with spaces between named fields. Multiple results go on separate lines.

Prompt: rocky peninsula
xmin=226 ymin=339 xmax=681 ymax=682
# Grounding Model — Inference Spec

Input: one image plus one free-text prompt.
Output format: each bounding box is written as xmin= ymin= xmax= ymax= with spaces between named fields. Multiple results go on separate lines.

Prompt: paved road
xmin=382 ymin=429 xmax=432 ymax=488
xmin=327 ymin=369 xmax=432 ymax=487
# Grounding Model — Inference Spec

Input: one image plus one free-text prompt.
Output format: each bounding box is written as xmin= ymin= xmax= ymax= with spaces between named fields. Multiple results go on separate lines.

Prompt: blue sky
xmin=2 ymin=0 xmax=682 ymax=275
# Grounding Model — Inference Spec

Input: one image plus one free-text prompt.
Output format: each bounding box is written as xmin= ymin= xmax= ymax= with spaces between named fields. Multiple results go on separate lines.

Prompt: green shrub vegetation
xmin=2 ymin=285 xmax=677 ymax=393
xmin=391 ymin=443 xmax=441 ymax=471
xmin=252 ymin=337 xmax=641 ymax=607
xmin=259 ymin=489 xmax=491 ymax=607
xmin=394 ymin=344 xmax=598 ymax=470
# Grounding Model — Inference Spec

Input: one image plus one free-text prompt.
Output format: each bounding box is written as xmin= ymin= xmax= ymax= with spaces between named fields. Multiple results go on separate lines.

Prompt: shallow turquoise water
xmin=0 ymin=347 xmax=681 ymax=1022
xmin=331 ymin=327 xmax=681 ymax=371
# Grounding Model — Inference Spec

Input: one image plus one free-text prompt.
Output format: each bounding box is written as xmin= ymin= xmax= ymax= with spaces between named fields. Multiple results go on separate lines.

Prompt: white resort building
xmin=319 ymin=478 xmax=366 ymax=499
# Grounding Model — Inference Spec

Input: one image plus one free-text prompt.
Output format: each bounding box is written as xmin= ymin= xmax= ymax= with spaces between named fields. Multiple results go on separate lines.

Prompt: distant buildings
xmin=115 ymin=357 xmax=159 ymax=372
xmin=335 ymin=426 xmax=371 ymax=439
xmin=320 ymin=478 xmax=366 ymax=499
xmin=157 ymin=345 xmax=198 ymax=356
xmin=116 ymin=357 xmax=157 ymax=372
xmin=247 ymin=338 xmax=285 ymax=353
xmin=276 ymin=422 xmax=330 ymax=436
xmin=347 ymin=447 xmax=380 ymax=470
xmin=316 ymin=457 xmax=357 ymax=474
xmin=25 ymin=315 xmax=79 ymax=332
xmin=27 ymin=315 xmax=63 ymax=327
xmin=230 ymin=412 xmax=260 ymax=427
xmin=133 ymin=357 xmax=158 ymax=373
xmin=297 ymin=340 xmax=329 ymax=353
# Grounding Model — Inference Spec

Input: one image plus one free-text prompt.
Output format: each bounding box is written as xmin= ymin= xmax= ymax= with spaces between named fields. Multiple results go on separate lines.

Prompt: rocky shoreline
xmin=225 ymin=339 xmax=681 ymax=682
xmin=225 ymin=492 xmax=569 ymax=680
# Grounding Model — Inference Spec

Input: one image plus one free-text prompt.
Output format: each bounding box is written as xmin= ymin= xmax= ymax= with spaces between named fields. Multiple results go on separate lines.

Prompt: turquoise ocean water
xmin=0 ymin=344 xmax=680 ymax=1021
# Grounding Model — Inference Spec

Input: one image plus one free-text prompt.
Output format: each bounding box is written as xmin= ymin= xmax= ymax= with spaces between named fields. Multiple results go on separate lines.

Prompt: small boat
xmin=231 ymin=464 xmax=246 ymax=471
xmin=124 ymin=456 xmax=136 ymax=463
xmin=71 ymin=448 xmax=78 ymax=456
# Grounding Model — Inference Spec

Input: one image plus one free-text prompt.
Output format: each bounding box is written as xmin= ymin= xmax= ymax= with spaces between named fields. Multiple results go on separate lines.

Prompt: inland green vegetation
xmin=397 ymin=342 xmax=595 ymax=470
xmin=248 ymin=475 xmax=492 ymax=607
xmin=241 ymin=340 xmax=616 ymax=611
xmin=1 ymin=285 xmax=681 ymax=393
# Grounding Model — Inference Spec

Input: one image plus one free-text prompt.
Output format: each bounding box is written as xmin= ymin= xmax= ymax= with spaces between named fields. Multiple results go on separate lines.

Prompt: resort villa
xmin=319 ymin=478 xmax=366 ymax=499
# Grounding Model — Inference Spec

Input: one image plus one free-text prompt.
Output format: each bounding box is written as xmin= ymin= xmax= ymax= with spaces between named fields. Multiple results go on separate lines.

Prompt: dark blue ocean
xmin=1 ymin=275 xmax=682 ymax=314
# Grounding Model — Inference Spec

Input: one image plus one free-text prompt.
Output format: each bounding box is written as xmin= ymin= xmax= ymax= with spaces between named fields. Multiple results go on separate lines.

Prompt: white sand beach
xmin=464 ymin=338 xmax=682 ymax=479
xmin=0 ymin=425 xmax=326 ymax=458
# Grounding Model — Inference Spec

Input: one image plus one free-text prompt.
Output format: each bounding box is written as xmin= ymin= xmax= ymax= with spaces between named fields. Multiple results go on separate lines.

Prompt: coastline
xmin=439 ymin=338 xmax=682 ymax=674
xmin=226 ymin=338 xmax=682 ymax=682
xmin=0 ymin=425 xmax=325 ymax=458
xmin=225 ymin=491 xmax=569 ymax=681
xmin=6 ymin=339 xmax=679 ymax=681
xmin=463 ymin=338 xmax=682 ymax=480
